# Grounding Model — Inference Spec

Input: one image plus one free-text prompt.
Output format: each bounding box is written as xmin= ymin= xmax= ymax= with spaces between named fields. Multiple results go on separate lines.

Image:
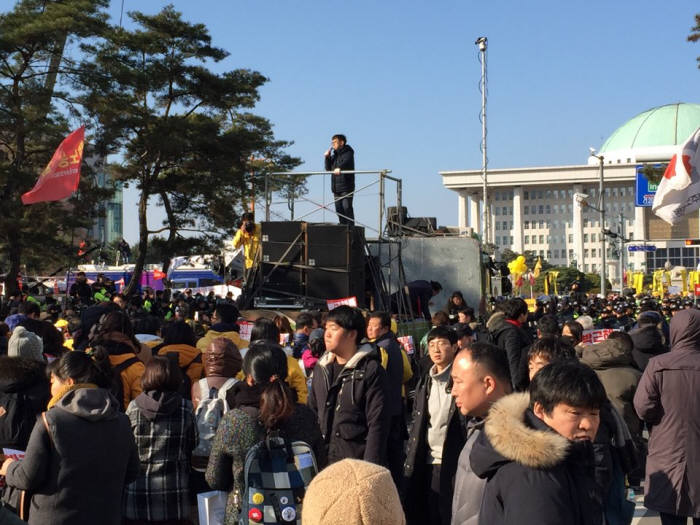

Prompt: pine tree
xmin=0 ymin=0 xmax=111 ymax=296
xmin=79 ymin=5 xmax=301 ymax=295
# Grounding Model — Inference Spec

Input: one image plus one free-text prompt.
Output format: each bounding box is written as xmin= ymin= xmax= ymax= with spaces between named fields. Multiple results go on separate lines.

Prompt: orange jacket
xmin=108 ymin=353 xmax=146 ymax=410
xmin=157 ymin=344 xmax=204 ymax=388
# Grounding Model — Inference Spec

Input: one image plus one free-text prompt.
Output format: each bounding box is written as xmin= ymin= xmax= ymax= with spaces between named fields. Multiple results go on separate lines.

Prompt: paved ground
xmin=632 ymin=490 xmax=661 ymax=525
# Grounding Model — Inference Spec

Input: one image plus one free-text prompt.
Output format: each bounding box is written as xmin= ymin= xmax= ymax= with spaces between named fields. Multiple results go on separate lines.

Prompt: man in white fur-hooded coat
xmin=469 ymin=361 xmax=606 ymax=525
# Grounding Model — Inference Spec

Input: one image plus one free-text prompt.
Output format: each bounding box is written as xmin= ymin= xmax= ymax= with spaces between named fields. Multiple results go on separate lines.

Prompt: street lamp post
xmin=590 ymin=149 xmax=606 ymax=297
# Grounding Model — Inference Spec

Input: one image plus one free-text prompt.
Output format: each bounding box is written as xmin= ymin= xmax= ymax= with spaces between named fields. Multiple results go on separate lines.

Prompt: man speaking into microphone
xmin=324 ymin=133 xmax=355 ymax=225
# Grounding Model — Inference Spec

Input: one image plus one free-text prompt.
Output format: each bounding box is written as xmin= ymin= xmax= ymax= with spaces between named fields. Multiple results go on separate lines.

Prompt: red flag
xmin=21 ymin=126 xmax=84 ymax=205
xmin=153 ymin=269 xmax=166 ymax=280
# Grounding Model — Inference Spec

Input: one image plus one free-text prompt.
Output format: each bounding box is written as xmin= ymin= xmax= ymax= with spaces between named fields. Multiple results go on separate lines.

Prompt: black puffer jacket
xmin=308 ymin=344 xmax=389 ymax=465
xmin=324 ymin=144 xmax=355 ymax=194
xmin=470 ymin=393 xmax=603 ymax=525
xmin=628 ymin=324 xmax=667 ymax=371
xmin=0 ymin=356 xmax=49 ymax=450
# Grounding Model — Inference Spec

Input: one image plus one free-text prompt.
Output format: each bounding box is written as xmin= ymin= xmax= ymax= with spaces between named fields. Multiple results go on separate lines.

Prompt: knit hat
xmin=575 ymin=315 xmax=594 ymax=331
xmin=302 ymin=459 xmax=406 ymax=525
xmin=4 ymin=313 xmax=26 ymax=332
xmin=8 ymin=326 xmax=44 ymax=362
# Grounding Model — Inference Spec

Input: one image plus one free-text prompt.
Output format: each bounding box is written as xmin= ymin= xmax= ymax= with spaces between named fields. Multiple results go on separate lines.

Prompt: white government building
xmin=441 ymin=102 xmax=700 ymax=285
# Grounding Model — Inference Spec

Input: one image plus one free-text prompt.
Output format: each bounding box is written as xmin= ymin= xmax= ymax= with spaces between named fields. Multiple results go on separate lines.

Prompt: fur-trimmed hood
xmin=485 ymin=311 xmax=506 ymax=333
xmin=470 ymin=393 xmax=570 ymax=478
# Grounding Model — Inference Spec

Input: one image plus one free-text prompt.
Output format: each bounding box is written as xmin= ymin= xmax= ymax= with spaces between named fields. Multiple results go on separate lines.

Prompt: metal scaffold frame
xmin=245 ymin=169 xmax=414 ymax=314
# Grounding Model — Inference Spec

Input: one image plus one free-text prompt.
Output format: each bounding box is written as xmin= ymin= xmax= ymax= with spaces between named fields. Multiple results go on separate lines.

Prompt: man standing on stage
xmin=324 ymin=134 xmax=355 ymax=225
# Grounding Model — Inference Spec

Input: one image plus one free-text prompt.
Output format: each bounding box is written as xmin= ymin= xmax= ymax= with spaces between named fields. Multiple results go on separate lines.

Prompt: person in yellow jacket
xmin=157 ymin=320 xmax=204 ymax=390
xmin=237 ymin=318 xmax=308 ymax=404
xmin=232 ymin=212 xmax=261 ymax=276
xmin=196 ymin=304 xmax=246 ymax=353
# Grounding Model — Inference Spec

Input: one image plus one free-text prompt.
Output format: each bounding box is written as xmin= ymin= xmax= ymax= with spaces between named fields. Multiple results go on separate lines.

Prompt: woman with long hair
xmin=90 ymin=309 xmax=147 ymax=410
xmin=205 ymin=341 xmax=326 ymax=525
xmin=0 ymin=349 xmax=139 ymax=525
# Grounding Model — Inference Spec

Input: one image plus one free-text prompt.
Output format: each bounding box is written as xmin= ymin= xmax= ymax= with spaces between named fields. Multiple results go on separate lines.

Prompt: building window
xmin=509 ymin=222 xmax=513 ymax=230
xmin=524 ymin=235 xmax=530 ymax=244
xmin=584 ymin=264 xmax=589 ymax=272
xmin=539 ymin=220 xmax=545 ymax=229
xmin=584 ymin=249 xmax=589 ymax=258
xmin=547 ymin=250 xmax=551 ymax=259
xmin=567 ymin=204 xmax=572 ymax=213
xmin=538 ymin=205 xmax=544 ymax=214
xmin=524 ymin=220 xmax=529 ymax=229
xmin=568 ymin=234 xmax=573 ymax=243
xmin=501 ymin=206 xmax=506 ymax=215
xmin=569 ymin=249 xmax=574 ymax=259
xmin=495 ymin=192 xmax=500 ymax=201
xmin=591 ymin=248 xmax=596 ymax=257
xmin=590 ymin=188 xmax=596 ymax=198
xmin=605 ymin=188 xmax=611 ymax=197
xmin=545 ymin=204 xmax=551 ymax=214
xmin=568 ymin=189 xmax=573 ymax=199
xmin=495 ymin=222 xmax=500 ymax=230
xmin=524 ymin=190 xmax=529 ymax=200
xmin=546 ymin=190 xmax=552 ymax=199
xmin=524 ymin=205 xmax=529 ymax=214
xmin=539 ymin=235 xmax=544 ymax=244
xmin=495 ymin=207 xmax=500 ymax=216
xmin=583 ymin=234 xmax=588 ymax=242
xmin=547 ymin=235 xmax=551 ymax=243
xmin=502 ymin=221 xmax=508 ymax=230
xmin=591 ymin=233 xmax=596 ymax=242
xmin=537 ymin=190 xmax=543 ymax=199
xmin=510 ymin=236 xmax=514 ymax=244
xmin=583 ymin=219 xmax=589 ymax=227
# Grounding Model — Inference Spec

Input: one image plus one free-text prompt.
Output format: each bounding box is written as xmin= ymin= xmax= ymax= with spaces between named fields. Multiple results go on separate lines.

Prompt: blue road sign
xmin=635 ymin=165 xmax=664 ymax=207
xmin=628 ymin=245 xmax=656 ymax=252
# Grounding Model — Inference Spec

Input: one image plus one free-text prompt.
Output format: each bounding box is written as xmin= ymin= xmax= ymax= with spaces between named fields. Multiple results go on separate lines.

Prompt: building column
xmin=512 ymin=186 xmax=523 ymax=253
xmin=469 ymin=194 xmax=481 ymax=234
xmin=457 ymin=190 xmax=468 ymax=233
xmin=573 ymin=183 xmax=584 ymax=270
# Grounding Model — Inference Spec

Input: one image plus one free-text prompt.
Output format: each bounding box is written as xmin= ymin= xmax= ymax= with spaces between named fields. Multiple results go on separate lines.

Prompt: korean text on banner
xmin=22 ymin=126 xmax=85 ymax=205
xmin=326 ymin=296 xmax=358 ymax=310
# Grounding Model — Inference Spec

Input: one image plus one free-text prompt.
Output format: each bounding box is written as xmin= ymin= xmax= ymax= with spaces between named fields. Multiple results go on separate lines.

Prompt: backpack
xmin=239 ymin=432 xmax=319 ymax=524
xmin=192 ymin=377 xmax=238 ymax=458
xmin=0 ymin=391 xmax=34 ymax=449
xmin=111 ymin=357 xmax=140 ymax=411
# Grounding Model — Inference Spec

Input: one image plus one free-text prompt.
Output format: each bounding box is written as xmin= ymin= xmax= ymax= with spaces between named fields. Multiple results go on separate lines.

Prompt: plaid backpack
xmin=239 ymin=432 xmax=318 ymax=524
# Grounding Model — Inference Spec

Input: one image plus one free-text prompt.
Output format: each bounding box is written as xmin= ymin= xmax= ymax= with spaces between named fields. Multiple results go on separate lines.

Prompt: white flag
xmin=652 ymin=127 xmax=700 ymax=225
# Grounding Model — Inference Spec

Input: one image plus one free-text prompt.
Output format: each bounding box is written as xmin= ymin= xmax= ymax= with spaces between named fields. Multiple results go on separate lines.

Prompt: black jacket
xmin=374 ymin=331 xmax=405 ymax=418
xmin=324 ymin=144 xmax=355 ymax=194
xmin=486 ymin=312 xmax=532 ymax=391
xmin=402 ymin=366 xmax=467 ymax=524
xmin=470 ymin=393 xmax=603 ymax=525
xmin=308 ymin=344 xmax=389 ymax=465
xmin=5 ymin=387 xmax=140 ymax=525
xmin=628 ymin=324 xmax=668 ymax=371
xmin=0 ymin=356 xmax=49 ymax=450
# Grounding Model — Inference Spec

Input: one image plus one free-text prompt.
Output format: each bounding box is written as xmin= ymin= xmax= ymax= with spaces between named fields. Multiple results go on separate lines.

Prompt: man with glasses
xmin=401 ymin=326 xmax=467 ymax=525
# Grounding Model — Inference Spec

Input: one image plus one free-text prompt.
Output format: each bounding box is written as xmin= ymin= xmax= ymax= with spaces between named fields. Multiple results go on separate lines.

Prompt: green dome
xmin=600 ymin=103 xmax=700 ymax=154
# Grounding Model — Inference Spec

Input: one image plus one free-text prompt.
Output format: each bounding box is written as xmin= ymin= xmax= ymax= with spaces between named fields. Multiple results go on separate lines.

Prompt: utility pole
xmin=590 ymin=149 xmax=606 ymax=297
xmin=476 ymin=37 xmax=489 ymax=244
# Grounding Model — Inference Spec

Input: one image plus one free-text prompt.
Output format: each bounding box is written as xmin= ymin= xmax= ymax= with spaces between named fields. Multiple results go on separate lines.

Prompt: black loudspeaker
xmin=261 ymin=221 xmax=305 ymax=264
xmin=259 ymin=263 xmax=304 ymax=296
xmin=307 ymin=224 xmax=365 ymax=269
xmin=307 ymin=267 xmax=365 ymax=306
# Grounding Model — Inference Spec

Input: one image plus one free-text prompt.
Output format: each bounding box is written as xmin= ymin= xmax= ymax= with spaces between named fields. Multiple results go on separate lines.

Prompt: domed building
xmin=440 ymin=102 xmax=700 ymax=285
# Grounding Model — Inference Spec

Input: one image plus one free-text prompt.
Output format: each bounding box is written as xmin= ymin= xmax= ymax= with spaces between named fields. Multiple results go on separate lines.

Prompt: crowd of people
xmin=0 ymin=281 xmax=698 ymax=525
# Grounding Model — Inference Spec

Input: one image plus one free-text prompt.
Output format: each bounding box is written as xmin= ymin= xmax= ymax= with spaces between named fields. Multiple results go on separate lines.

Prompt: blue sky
xmin=98 ymin=1 xmax=700 ymax=243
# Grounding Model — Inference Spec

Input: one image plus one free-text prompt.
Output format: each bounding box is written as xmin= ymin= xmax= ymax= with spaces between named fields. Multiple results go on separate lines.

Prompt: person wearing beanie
xmin=302 ymin=458 xmax=406 ymax=525
xmin=7 ymin=326 xmax=44 ymax=362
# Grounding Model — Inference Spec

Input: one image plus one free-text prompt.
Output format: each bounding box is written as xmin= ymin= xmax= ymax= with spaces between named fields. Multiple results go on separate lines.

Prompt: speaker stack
xmin=259 ymin=221 xmax=366 ymax=307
